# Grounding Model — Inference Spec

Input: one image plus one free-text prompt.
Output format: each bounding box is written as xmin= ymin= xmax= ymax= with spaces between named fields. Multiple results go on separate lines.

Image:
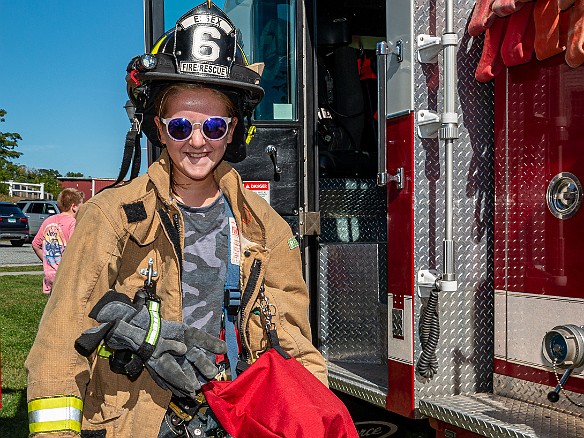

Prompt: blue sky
xmin=1 ymin=1 xmax=146 ymax=178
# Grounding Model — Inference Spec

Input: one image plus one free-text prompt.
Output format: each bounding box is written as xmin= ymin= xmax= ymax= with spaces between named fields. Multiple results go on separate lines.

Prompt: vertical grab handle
xmin=376 ymin=42 xmax=404 ymax=190
xmin=377 ymin=41 xmax=388 ymax=187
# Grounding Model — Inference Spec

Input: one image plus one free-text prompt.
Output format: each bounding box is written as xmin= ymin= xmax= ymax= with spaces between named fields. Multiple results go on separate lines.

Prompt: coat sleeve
xmin=25 ymin=200 xmax=125 ymax=437
xmin=262 ymin=223 xmax=329 ymax=387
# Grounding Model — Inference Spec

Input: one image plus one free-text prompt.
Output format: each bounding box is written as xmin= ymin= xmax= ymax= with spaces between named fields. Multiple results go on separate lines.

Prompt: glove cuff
xmin=89 ymin=289 xmax=134 ymax=320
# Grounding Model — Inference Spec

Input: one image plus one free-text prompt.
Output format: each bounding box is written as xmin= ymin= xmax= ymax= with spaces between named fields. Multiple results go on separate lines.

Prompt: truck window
xmin=163 ymin=0 xmax=297 ymax=121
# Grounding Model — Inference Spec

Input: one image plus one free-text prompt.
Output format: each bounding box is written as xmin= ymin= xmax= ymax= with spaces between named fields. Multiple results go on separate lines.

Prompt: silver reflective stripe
xmin=29 ymin=405 xmax=83 ymax=424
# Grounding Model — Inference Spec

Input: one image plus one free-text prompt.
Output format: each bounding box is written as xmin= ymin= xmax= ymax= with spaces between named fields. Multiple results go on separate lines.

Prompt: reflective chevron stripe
xmin=28 ymin=395 xmax=83 ymax=434
xmin=145 ymin=300 xmax=161 ymax=346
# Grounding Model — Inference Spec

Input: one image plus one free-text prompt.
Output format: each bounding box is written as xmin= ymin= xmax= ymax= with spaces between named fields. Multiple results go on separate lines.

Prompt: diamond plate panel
xmin=494 ymin=374 xmax=584 ymax=415
xmin=320 ymin=178 xmax=387 ymax=242
xmin=319 ymin=244 xmax=388 ymax=364
xmin=419 ymin=394 xmax=584 ymax=438
xmin=413 ymin=0 xmax=495 ymax=401
xmin=505 ymin=76 xmax=547 ymax=294
xmin=327 ymin=361 xmax=388 ymax=408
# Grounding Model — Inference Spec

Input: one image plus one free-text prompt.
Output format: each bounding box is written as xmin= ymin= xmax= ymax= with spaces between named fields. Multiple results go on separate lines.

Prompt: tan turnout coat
xmin=26 ymin=150 xmax=327 ymax=437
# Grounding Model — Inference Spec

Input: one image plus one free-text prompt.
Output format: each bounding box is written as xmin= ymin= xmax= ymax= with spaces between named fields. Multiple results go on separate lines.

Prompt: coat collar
xmin=146 ymin=149 xmax=173 ymax=205
xmin=146 ymin=149 xmax=266 ymax=246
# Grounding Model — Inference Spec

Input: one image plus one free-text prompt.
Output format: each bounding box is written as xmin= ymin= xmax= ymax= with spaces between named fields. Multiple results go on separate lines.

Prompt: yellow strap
xmin=97 ymin=343 xmax=113 ymax=358
xmin=169 ymin=402 xmax=194 ymax=422
xmin=29 ymin=419 xmax=82 ymax=434
xmin=245 ymin=126 xmax=257 ymax=144
xmin=28 ymin=395 xmax=83 ymax=412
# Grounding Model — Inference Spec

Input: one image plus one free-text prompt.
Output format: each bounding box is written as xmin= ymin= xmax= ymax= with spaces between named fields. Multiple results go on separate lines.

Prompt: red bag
xmin=202 ymin=283 xmax=358 ymax=438
xmin=202 ymin=348 xmax=359 ymax=438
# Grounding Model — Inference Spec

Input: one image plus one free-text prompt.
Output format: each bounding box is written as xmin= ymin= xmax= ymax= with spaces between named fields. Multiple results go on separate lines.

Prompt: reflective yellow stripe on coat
xmin=28 ymin=395 xmax=83 ymax=434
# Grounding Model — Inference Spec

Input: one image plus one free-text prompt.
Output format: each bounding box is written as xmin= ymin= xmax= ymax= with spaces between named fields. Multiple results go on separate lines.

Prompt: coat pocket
xmin=83 ymin=358 xmax=126 ymax=425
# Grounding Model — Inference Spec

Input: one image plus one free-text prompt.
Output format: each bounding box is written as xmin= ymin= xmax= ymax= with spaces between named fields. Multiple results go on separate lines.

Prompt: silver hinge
xmin=298 ymin=209 xmax=320 ymax=236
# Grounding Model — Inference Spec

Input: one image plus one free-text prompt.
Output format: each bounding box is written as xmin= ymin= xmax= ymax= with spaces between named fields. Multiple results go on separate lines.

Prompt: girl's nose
xmin=188 ymin=126 xmax=206 ymax=148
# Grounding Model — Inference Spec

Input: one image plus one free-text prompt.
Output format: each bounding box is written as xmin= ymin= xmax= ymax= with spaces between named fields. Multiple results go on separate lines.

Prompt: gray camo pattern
xmin=179 ymin=195 xmax=229 ymax=340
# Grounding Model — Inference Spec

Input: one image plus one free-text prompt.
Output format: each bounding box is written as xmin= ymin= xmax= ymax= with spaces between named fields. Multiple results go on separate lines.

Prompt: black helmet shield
xmin=126 ymin=1 xmax=264 ymax=163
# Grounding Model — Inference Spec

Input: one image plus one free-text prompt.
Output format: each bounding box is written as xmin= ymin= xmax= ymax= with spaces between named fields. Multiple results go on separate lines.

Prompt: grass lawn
xmin=0 ymin=273 xmax=47 ymax=437
xmin=0 ymin=266 xmax=43 ymax=273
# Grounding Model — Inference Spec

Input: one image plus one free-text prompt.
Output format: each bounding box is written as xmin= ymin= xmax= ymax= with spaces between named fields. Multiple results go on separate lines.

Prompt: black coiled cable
xmin=416 ymin=289 xmax=440 ymax=378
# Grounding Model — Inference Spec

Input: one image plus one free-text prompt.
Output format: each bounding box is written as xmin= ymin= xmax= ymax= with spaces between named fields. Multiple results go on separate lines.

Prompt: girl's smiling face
xmin=155 ymin=86 xmax=237 ymax=186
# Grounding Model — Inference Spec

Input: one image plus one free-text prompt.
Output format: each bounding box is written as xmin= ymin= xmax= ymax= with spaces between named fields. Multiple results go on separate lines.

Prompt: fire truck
xmin=140 ymin=0 xmax=584 ymax=436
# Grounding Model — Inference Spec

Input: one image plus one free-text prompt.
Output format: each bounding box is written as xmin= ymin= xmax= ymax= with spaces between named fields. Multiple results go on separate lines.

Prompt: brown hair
xmin=155 ymin=83 xmax=237 ymax=119
xmin=57 ymin=188 xmax=84 ymax=212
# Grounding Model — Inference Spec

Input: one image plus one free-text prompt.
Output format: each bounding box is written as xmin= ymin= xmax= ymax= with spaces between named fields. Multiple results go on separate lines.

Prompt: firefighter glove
xmin=74 ymin=291 xmax=145 ymax=357
xmin=105 ymin=319 xmax=199 ymax=399
xmin=184 ymin=326 xmax=228 ymax=380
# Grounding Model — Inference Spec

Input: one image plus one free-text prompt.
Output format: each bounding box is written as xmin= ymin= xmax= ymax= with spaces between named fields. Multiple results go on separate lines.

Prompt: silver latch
xmin=390 ymin=168 xmax=405 ymax=190
xmin=378 ymin=168 xmax=404 ymax=190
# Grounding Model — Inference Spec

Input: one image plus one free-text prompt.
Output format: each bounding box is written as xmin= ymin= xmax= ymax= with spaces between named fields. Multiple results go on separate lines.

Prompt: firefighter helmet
xmin=126 ymin=1 xmax=264 ymax=163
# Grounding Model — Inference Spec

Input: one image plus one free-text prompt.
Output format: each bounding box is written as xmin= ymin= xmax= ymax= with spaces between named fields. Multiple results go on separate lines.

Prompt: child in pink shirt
xmin=32 ymin=188 xmax=85 ymax=294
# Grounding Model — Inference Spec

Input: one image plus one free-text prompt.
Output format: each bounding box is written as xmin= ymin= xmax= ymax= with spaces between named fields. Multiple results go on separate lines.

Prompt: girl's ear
xmin=154 ymin=116 xmax=165 ymax=143
xmin=226 ymin=117 xmax=238 ymax=144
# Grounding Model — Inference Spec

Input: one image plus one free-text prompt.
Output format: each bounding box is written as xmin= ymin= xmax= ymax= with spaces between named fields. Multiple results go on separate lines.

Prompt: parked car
xmin=0 ymin=202 xmax=30 ymax=246
xmin=16 ymin=199 xmax=60 ymax=237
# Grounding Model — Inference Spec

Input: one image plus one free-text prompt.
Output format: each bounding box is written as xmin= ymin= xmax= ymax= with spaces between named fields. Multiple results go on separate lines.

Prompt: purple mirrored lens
xmin=202 ymin=117 xmax=228 ymax=140
xmin=168 ymin=118 xmax=192 ymax=140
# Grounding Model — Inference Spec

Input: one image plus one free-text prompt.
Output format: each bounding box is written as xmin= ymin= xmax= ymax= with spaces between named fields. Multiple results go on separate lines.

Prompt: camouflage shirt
xmin=179 ymin=195 xmax=229 ymax=339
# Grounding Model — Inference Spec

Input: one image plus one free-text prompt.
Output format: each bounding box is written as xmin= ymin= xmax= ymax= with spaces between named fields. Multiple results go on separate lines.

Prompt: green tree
xmin=0 ymin=109 xmax=22 ymax=163
xmin=0 ymin=109 xmax=23 ymax=194
xmin=65 ymin=171 xmax=84 ymax=177
xmin=31 ymin=168 xmax=62 ymax=198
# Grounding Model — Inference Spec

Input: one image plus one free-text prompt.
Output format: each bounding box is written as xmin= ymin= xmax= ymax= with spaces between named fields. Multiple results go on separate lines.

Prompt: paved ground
xmin=0 ymin=240 xmax=42 ymax=267
xmin=0 ymin=271 xmax=42 ymax=276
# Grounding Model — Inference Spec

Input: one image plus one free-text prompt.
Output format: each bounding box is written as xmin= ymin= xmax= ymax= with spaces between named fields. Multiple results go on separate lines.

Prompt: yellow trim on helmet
xmin=151 ymin=34 xmax=168 ymax=55
xmin=237 ymin=43 xmax=249 ymax=66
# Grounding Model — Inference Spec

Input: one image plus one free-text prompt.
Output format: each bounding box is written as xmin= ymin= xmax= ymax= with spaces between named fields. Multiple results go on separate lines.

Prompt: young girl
xmin=26 ymin=3 xmax=326 ymax=437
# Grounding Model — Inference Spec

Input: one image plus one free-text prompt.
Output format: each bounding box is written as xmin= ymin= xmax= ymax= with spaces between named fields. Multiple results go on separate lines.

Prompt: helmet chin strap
xmin=101 ymin=115 xmax=143 ymax=192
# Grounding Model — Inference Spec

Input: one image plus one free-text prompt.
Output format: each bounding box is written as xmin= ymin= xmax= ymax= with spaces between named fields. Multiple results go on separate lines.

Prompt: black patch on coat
xmin=123 ymin=202 xmax=147 ymax=223
xmin=158 ymin=208 xmax=182 ymax=270
xmin=81 ymin=430 xmax=106 ymax=438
